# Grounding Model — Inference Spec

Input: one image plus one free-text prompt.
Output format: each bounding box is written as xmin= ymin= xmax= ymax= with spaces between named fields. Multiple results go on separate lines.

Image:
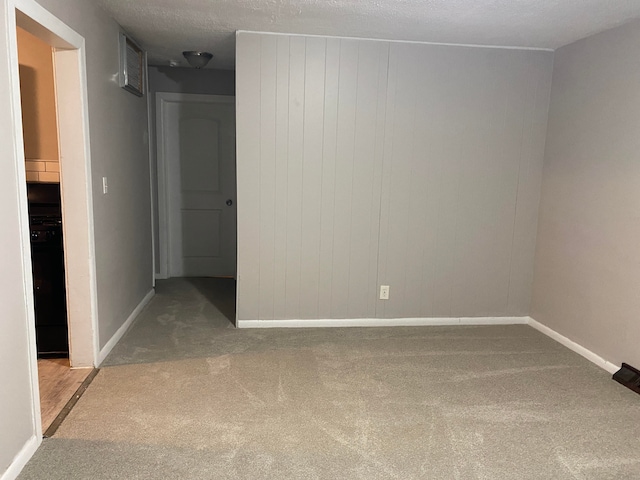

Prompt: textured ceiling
xmin=96 ymin=0 xmax=640 ymax=70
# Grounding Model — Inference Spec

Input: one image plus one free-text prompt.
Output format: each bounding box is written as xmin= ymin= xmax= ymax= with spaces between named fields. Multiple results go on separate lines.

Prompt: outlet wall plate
xmin=380 ymin=285 xmax=389 ymax=300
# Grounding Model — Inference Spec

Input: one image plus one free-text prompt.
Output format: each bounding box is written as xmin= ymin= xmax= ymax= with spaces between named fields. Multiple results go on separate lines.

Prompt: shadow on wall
xmin=149 ymin=66 xmax=235 ymax=96
xmin=185 ymin=277 xmax=236 ymax=323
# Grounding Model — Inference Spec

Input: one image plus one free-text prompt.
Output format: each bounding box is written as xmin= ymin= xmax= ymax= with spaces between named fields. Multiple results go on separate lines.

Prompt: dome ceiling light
xmin=182 ymin=51 xmax=213 ymax=68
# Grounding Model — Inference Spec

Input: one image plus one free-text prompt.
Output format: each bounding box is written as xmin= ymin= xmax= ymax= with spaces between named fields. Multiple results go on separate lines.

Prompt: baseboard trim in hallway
xmin=97 ymin=289 xmax=155 ymax=366
xmin=237 ymin=316 xmax=530 ymax=329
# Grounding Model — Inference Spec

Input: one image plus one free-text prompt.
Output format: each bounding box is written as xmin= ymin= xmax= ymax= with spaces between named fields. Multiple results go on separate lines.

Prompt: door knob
xmin=226 ymin=199 xmax=233 ymax=206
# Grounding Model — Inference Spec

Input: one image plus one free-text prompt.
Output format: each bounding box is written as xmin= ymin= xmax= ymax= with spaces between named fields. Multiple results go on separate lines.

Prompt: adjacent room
xmin=2 ymin=1 xmax=640 ymax=479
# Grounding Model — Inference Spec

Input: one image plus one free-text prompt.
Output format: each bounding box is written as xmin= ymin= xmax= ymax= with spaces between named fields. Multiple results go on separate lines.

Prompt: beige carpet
xmin=19 ymin=278 xmax=640 ymax=479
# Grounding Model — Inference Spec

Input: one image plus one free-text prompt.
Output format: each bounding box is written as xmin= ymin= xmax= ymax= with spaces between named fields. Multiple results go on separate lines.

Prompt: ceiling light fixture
xmin=182 ymin=51 xmax=213 ymax=69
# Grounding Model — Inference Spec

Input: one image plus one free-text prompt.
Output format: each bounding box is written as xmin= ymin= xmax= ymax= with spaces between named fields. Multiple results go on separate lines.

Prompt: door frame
xmin=6 ymin=0 xmax=99 ymax=437
xmin=155 ymin=92 xmax=235 ymax=279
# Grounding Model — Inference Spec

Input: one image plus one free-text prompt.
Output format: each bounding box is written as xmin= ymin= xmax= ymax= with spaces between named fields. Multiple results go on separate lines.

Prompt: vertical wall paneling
xmin=378 ymin=44 xmax=421 ymax=318
xmin=374 ymin=41 xmax=398 ymax=320
xmin=376 ymin=45 xmax=553 ymax=319
xmin=447 ymin=49 xmax=516 ymax=317
xmin=368 ymin=42 xmax=390 ymax=317
xmin=272 ymin=36 xmax=291 ymax=319
xmin=424 ymin=48 xmax=462 ymax=316
xmin=329 ymin=40 xmax=359 ymax=318
xmin=236 ymin=32 xmax=553 ymax=322
xmin=488 ymin=52 xmax=538 ymax=316
xmin=317 ymin=38 xmax=341 ymax=319
xmin=298 ymin=37 xmax=326 ymax=318
xmin=345 ymin=41 xmax=387 ymax=317
xmin=258 ymin=36 xmax=277 ymax=319
xmin=235 ymin=33 xmax=261 ymax=319
xmin=400 ymin=46 xmax=438 ymax=317
xmin=284 ymin=36 xmax=306 ymax=318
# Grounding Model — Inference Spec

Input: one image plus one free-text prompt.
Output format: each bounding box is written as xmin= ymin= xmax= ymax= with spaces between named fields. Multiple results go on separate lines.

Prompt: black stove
xmin=30 ymin=217 xmax=63 ymax=242
xmin=27 ymin=183 xmax=69 ymax=357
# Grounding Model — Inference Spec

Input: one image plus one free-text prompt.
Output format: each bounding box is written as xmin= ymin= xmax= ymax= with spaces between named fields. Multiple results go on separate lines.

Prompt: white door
xmin=157 ymin=93 xmax=236 ymax=278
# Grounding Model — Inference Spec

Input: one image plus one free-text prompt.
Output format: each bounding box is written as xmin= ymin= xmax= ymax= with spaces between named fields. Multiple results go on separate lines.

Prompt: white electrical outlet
xmin=380 ymin=285 xmax=390 ymax=300
xmin=102 ymin=176 xmax=108 ymax=194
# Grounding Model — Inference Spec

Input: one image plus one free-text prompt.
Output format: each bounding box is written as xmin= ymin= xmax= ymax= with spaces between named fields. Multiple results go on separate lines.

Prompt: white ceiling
xmin=97 ymin=0 xmax=640 ymax=70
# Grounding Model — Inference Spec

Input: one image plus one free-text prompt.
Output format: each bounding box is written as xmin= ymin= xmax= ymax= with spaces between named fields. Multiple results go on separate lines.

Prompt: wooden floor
xmin=38 ymin=358 xmax=92 ymax=432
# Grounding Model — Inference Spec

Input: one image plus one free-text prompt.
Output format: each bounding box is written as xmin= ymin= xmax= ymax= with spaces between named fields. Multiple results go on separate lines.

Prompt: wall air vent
xmin=119 ymin=32 xmax=145 ymax=97
xmin=613 ymin=363 xmax=640 ymax=395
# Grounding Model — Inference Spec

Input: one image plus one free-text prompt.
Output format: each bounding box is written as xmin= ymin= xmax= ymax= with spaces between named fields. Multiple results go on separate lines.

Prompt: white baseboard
xmin=237 ymin=316 xmax=529 ymax=329
xmin=97 ymin=289 xmax=155 ymax=366
xmin=1 ymin=435 xmax=40 ymax=480
xmin=527 ymin=317 xmax=619 ymax=374
xmin=238 ymin=315 xmax=620 ymax=374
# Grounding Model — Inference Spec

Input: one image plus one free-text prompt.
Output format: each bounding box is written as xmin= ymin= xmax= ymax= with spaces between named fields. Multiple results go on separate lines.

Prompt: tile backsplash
xmin=25 ymin=160 xmax=60 ymax=183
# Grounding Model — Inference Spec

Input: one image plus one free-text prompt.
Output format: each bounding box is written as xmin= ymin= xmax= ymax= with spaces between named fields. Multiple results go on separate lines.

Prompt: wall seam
xmin=316 ymin=39 xmax=328 ymax=318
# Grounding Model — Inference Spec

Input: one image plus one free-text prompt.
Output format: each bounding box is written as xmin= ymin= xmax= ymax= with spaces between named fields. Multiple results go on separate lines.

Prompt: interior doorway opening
xmin=17 ymin=25 xmax=68 ymax=358
xmin=155 ymin=93 xmax=237 ymax=279
xmin=9 ymin=0 xmax=99 ymax=437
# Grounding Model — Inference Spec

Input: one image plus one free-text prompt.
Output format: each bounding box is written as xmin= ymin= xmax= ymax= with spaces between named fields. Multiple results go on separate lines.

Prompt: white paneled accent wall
xmin=236 ymin=32 xmax=553 ymax=321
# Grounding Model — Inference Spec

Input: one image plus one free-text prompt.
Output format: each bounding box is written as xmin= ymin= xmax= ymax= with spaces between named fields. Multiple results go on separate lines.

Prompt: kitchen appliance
xmin=27 ymin=182 xmax=69 ymax=357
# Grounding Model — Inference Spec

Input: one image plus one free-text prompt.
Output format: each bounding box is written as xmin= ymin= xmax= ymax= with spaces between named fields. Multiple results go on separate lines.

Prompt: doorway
xmin=156 ymin=93 xmax=237 ymax=279
xmin=8 ymin=0 xmax=99 ymax=437
xmin=17 ymin=26 xmax=68 ymax=357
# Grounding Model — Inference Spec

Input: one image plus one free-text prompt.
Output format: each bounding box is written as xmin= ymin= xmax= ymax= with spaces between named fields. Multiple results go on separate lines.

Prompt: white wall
xmin=236 ymin=32 xmax=553 ymax=321
xmin=0 ymin=0 xmax=152 ymax=476
xmin=532 ymin=20 xmax=640 ymax=368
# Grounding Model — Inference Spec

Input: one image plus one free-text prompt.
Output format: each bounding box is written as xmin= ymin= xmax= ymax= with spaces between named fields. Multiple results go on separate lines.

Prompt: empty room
xmin=2 ymin=1 xmax=640 ymax=479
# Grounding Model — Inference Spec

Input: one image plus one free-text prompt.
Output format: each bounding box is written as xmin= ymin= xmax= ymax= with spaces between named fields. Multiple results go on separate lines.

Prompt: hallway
xmin=18 ymin=278 xmax=640 ymax=479
xmin=103 ymin=278 xmax=237 ymax=366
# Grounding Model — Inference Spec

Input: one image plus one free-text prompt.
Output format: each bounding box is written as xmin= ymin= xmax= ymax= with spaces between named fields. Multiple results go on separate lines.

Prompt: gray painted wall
xmin=236 ymin=32 xmax=553 ymax=321
xmin=532 ymin=20 xmax=640 ymax=368
xmin=1 ymin=0 xmax=151 ymax=474
xmin=33 ymin=0 xmax=153 ymax=351
xmin=148 ymin=66 xmax=235 ymax=96
xmin=148 ymin=66 xmax=235 ymax=273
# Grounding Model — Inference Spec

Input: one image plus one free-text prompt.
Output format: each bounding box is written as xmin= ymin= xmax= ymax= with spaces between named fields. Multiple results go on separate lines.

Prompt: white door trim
xmin=5 ymin=0 xmax=99 ymax=450
xmin=145 ymin=59 xmax=156 ymax=287
xmin=155 ymin=92 xmax=235 ymax=279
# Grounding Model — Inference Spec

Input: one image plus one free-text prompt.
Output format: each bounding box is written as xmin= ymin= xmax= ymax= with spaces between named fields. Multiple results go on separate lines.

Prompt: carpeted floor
xmin=19 ymin=278 xmax=640 ymax=479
